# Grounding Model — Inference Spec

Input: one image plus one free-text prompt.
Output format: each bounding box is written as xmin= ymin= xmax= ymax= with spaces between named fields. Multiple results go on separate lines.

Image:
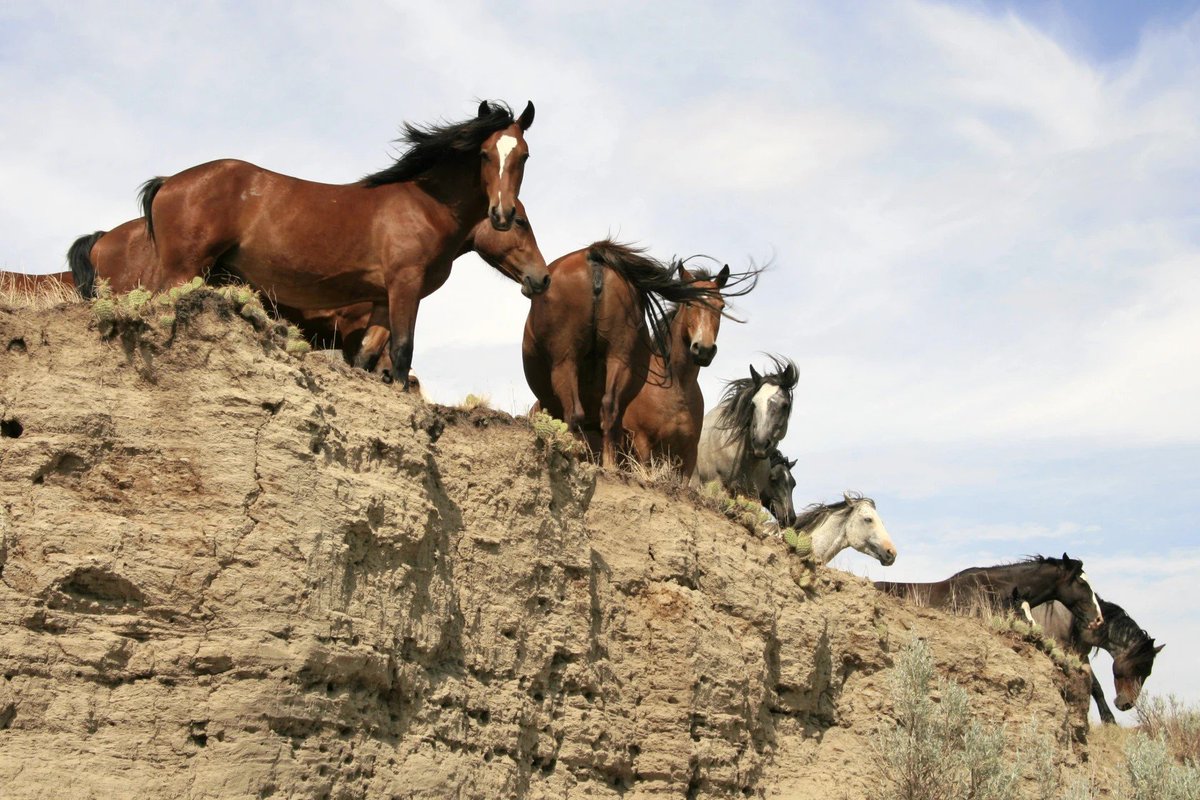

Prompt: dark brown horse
xmin=71 ymin=198 xmax=545 ymax=375
xmin=619 ymin=265 xmax=731 ymax=479
xmin=125 ymin=100 xmax=540 ymax=389
xmin=874 ymin=554 xmax=1104 ymax=629
xmin=1032 ymin=596 xmax=1164 ymax=722
xmin=523 ymin=242 xmax=745 ymax=465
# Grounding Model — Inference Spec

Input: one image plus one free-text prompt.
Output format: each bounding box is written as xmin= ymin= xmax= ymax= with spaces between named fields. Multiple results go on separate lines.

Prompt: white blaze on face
xmin=1079 ymin=571 xmax=1103 ymax=623
xmin=494 ymin=134 xmax=519 ymax=208
xmin=752 ymin=384 xmax=779 ymax=442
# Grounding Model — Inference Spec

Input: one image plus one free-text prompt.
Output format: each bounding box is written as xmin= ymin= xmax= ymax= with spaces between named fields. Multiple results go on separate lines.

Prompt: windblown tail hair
xmin=66 ymin=230 xmax=106 ymax=299
xmin=138 ymin=176 xmax=166 ymax=242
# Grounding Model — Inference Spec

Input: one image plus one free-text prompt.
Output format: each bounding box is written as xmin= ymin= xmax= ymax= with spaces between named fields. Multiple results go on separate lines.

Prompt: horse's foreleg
xmin=386 ymin=283 xmax=421 ymax=392
xmin=1089 ymin=668 xmax=1117 ymax=724
xmin=353 ymin=304 xmax=391 ymax=374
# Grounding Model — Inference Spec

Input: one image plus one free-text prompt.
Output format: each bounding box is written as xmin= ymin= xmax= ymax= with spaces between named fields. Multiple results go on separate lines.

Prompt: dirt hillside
xmin=0 ymin=297 xmax=1095 ymax=799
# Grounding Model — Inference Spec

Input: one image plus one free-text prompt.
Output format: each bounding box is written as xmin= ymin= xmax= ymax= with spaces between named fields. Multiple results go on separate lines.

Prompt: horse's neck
xmin=1010 ymin=564 xmax=1060 ymax=606
xmin=658 ymin=315 xmax=700 ymax=390
xmin=807 ymin=512 xmax=848 ymax=564
xmin=413 ymin=160 xmax=488 ymax=232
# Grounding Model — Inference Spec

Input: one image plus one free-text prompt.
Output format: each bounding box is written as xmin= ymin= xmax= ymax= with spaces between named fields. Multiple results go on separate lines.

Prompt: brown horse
xmin=523 ymin=242 xmax=744 ymax=465
xmin=0 ymin=270 xmax=76 ymax=294
xmin=619 ymin=265 xmax=731 ymax=479
xmin=127 ymin=100 xmax=540 ymax=389
xmin=69 ymin=198 xmax=545 ymax=374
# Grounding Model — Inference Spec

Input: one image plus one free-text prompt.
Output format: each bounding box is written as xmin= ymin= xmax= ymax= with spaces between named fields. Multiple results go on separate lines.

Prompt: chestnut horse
xmin=68 ymin=198 xmax=544 ymax=373
xmin=523 ymin=242 xmax=748 ymax=465
xmin=129 ymin=100 xmax=540 ymax=389
xmin=619 ymin=265 xmax=732 ymax=479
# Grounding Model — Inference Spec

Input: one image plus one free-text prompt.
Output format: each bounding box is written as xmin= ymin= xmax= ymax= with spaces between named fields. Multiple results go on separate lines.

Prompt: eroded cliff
xmin=0 ymin=299 xmax=1089 ymax=799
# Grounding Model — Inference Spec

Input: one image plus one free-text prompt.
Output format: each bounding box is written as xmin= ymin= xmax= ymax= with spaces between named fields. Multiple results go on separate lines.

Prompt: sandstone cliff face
xmin=0 ymin=300 xmax=1088 ymax=799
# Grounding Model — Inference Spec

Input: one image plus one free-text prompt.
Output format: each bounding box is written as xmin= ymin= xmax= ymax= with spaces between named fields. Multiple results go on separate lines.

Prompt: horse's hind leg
xmin=599 ymin=359 xmax=634 ymax=467
xmin=548 ymin=359 xmax=585 ymax=435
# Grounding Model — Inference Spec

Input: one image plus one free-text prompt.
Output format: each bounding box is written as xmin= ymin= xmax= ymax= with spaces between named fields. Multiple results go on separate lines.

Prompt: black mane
xmin=361 ymin=101 xmax=517 ymax=186
xmin=1097 ymin=597 xmax=1157 ymax=668
xmin=792 ymin=492 xmax=874 ymax=534
xmin=714 ymin=354 xmax=797 ymax=436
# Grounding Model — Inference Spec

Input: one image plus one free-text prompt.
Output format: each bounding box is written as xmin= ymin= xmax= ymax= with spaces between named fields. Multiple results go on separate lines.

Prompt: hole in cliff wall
xmin=1 ymin=418 xmax=22 ymax=438
xmin=48 ymin=566 xmax=146 ymax=613
xmin=7 ymin=338 xmax=26 ymax=353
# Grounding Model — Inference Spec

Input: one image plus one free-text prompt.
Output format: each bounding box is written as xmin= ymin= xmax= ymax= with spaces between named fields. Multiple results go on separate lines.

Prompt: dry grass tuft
xmin=1137 ymin=695 xmax=1200 ymax=767
xmin=0 ymin=272 xmax=80 ymax=310
xmin=624 ymin=454 xmax=684 ymax=487
xmin=459 ymin=393 xmax=492 ymax=411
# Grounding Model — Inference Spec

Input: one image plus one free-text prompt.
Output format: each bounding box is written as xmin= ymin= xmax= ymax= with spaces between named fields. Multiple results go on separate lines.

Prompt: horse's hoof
xmin=381 ymin=370 xmax=394 ymax=384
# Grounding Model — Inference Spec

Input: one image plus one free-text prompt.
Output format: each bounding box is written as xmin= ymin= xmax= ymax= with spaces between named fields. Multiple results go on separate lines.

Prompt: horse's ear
xmin=518 ymin=101 xmax=535 ymax=130
xmin=787 ymin=458 xmax=798 ymax=469
xmin=783 ymin=360 xmax=798 ymax=388
xmin=1062 ymin=551 xmax=1070 ymax=562
xmin=716 ymin=264 xmax=731 ymax=288
xmin=750 ymin=364 xmax=762 ymax=386
xmin=842 ymin=491 xmax=852 ymax=504
xmin=478 ymin=100 xmax=491 ymax=118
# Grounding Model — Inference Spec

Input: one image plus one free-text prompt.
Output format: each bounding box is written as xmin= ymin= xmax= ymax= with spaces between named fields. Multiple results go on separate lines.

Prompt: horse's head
xmin=747 ymin=359 xmax=797 ymax=459
xmin=479 ymin=100 xmax=534 ymax=232
xmin=1052 ymin=553 xmax=1104 ymax=630
xmin=761 ymin=449 xmax=798 ymax=527
xmin=841 ymin=494 xmax=897 ymax=566
xmin=676 ymin=265 xmax=731 ymax=366
xmin=469 ymin=198 xmax=550 ymax=297
xmin=1112 ymin=638 xmax=1165 ymax=711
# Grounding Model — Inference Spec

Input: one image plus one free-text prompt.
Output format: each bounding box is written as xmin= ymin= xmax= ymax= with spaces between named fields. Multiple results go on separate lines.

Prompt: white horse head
xmin=799 ymin=493 xmax=898 ymax=566
xmin=745 ymin=359 xmax=797 ymax=458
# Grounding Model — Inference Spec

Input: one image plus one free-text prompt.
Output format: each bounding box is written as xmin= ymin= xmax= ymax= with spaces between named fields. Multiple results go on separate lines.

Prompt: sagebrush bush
xmin=1137 ymin=695 xmax=1200 ymax=767
xmin=1124 ymin=730 xmax=1200 ymax=800
xmin=874 ymin=638 xmax=1022 ymax=800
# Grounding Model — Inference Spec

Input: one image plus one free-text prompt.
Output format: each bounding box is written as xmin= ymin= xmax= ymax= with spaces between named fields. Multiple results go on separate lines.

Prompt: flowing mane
xmin=793 ymin=492 xmax=875 ymax=534
xmin=1097 ymin=597 xmax=1156 ymax=663
xmin=361 ymin=101 xmax=518 ymax=186
xmin=714 ymin=354 xmax=798 ymax=436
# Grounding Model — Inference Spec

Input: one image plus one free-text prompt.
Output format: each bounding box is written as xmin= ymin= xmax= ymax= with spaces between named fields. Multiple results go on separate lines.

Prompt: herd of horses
xmin=2 ymin=100 xmax=1163 ymax=723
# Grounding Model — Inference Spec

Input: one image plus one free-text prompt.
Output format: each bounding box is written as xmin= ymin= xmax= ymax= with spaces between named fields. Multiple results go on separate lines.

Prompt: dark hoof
xmin=381 ymin=370 xmax=394 ymax=384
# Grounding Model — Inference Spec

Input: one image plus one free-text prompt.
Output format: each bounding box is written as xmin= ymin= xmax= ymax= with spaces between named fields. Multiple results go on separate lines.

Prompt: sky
xmin=1 ymin=1 xmax=1198 ymax=720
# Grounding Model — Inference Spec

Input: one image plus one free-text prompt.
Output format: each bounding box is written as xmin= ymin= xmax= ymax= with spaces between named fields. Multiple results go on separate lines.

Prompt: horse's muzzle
xmin=690 ymin=342 xmax=716 ymax=367
xmin=522 ymin=273 xmax=551 ymax=298
xmin=489 ymin=206 xmax=515 ymax=231
xmin=875 ymin=545 xmax=897 ymax=566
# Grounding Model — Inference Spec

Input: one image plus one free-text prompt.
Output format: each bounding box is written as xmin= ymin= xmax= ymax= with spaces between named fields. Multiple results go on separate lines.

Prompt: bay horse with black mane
xmin=619 ymin=263 xmax=738 ymax=479
xmin=874 ymin=553 xmax=1104 ymax=629
xmin=109 ymin=100 xmax=540 ymax=390
xmin=1032 ymin=596 xmax=1164 ymax=723
xmin=523 ymin=241 xmax=756 ymax=465
xmin=69 ymin=197 xmax=545 ymax=375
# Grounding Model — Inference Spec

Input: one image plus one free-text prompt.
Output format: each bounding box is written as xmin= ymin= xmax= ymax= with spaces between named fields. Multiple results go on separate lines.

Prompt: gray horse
xmin=693 ymin=356 xmax=798 ymax=499
xmin=761 ymin=448 xmax=798 ymax=527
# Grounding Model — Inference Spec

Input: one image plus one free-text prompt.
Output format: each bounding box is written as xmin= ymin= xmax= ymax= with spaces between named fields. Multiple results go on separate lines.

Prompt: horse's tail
xmin=138 ymin=176 xmax=166 ymax=243
xmin=66 ymin=230 xmax=106 ymax=299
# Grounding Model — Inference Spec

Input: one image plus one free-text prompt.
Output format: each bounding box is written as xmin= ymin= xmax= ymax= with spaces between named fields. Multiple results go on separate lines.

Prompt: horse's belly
xmin=227 ymin=249 xmax=384 ymax=309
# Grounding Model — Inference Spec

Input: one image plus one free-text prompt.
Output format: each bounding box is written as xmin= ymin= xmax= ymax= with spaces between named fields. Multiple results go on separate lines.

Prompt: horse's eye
xmin=481 ymin=151 xmax=490 ymax=161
